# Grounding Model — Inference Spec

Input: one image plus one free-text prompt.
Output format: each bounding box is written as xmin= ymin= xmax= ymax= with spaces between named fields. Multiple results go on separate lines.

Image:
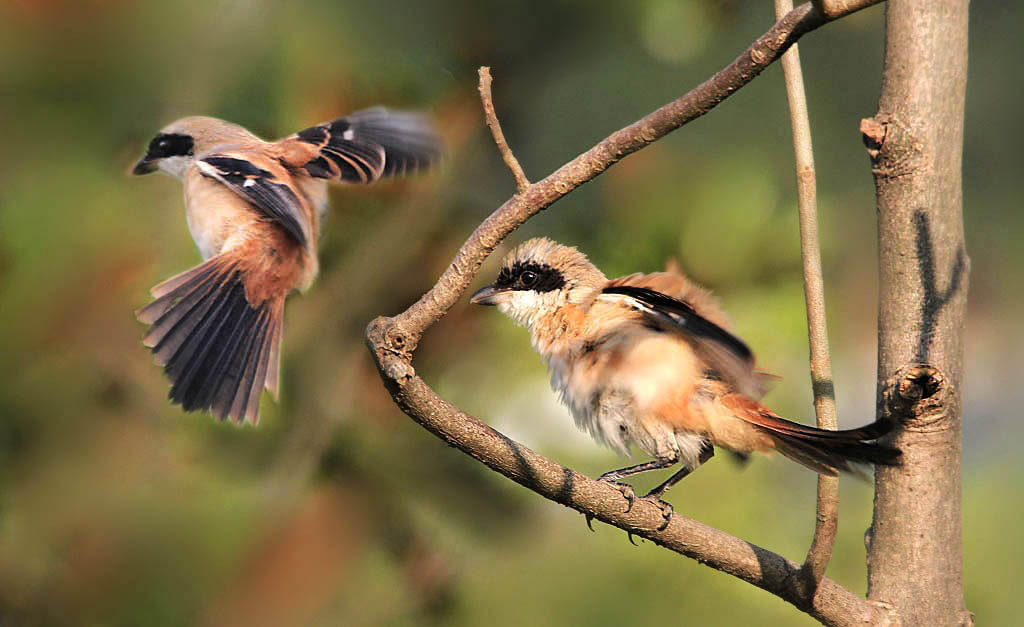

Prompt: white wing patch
xmin=195 ymin=160 xmax=217 ymax=177
xmin=597 ymin=292 xmax=689 ymax=326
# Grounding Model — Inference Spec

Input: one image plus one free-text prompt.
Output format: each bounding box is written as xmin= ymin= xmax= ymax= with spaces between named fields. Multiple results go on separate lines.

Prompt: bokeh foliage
xmin=0 ymin=1 xmax=1019 ymax=625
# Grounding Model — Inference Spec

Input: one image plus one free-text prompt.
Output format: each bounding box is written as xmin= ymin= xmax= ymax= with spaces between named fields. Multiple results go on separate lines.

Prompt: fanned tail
xmin=136 ymin=255 xmax=284 ymax=424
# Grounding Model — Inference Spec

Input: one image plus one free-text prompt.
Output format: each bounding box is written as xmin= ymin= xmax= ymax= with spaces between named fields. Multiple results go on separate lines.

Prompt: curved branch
xmin=361 ymin=349 xmax=879 ymax=626
xmin=773 ymin=0 xmax=840 ymax=592
xmin=367 ymin=2 xmax=885 ymax=625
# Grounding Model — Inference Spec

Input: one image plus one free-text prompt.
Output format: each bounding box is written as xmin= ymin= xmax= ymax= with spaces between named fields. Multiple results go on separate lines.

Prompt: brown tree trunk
xmin=864 ymin=0 xmax=971 ymax=624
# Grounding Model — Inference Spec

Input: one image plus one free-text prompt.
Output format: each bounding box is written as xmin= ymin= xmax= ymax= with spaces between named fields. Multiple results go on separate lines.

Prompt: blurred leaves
xmin=0 ymin=1 xmax=1018 ymax=625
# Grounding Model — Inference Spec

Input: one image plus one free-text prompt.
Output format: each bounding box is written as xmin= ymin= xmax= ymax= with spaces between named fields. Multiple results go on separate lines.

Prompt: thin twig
xmin=367 ymin=2 xmax=886 ymax=625
xmin=773 ymin=0 xmax=841 ymax=593
xmin=478 ymin=67 xmax=530 ymax=193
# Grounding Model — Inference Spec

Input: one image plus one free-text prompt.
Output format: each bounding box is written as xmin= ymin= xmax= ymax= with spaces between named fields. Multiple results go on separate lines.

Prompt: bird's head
xmin=132 ymin=116 xmax=259 ymax=179
xmin=471 ymin=238 xmax=606 ymax=329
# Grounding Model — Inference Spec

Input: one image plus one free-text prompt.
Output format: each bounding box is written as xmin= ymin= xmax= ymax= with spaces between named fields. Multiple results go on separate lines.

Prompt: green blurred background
xmin=0 ymin=1 xmax=1018 ymax=625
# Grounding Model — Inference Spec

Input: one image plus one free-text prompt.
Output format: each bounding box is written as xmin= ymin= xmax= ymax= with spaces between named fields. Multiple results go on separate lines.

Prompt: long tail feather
xmin=136 ymin=256 xmax=284 ymax=424
xmin=722 ymin=393 xmax=901 ymax=475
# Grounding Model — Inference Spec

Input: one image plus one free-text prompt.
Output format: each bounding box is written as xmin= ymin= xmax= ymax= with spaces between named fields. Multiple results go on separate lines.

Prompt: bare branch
xmin=773 ymin=0 xmax=840 ymax=592
xmin=367 ymin=2 xmax=888 ymax=624
xmin=360 ymin=353 xmax=881 ymax=626
xmin=478 ymin=67 xmax=530 ymax=193
xmin=813 ymin=0 xmax=885 ymax=19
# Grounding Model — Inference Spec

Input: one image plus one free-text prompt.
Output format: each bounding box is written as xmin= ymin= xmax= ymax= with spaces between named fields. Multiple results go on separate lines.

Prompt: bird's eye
xmin=519 ymin=270 xmax=538 ymax=288
xmin=148 ymin=133 xmax=194 ymax=158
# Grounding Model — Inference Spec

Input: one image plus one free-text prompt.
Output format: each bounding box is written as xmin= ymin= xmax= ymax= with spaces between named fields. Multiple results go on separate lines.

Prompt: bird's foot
xmin=642 ymin=492 xmax=674 ymax=532
xmin=596 ymin=476 xmax=636 ymax=513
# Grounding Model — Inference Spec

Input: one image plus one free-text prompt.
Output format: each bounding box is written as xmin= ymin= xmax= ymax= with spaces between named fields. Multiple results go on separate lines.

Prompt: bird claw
xmin=584 ymin=513 xmax=596 ymax=532
xmin=644 ymin=495 xmax=674 ymax=532
xmin=596 ymin=478 xmax=636 ymax=513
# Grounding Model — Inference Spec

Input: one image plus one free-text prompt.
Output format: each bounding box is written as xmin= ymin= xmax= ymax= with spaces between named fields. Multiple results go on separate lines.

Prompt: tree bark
xmin=864 ymin=1 xmax=971 ymax=625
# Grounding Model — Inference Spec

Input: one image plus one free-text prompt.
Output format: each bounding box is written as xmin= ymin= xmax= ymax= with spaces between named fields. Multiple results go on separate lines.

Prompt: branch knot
xmin=365 ymin=316 xmax=416 ymax=382
xmin=859 ymin=116 xmax=887 ymax=160
xmin=860 ymin=115 xmax=925 ymax=177
xmin=885 ymin=364 xmax=948 ymax=427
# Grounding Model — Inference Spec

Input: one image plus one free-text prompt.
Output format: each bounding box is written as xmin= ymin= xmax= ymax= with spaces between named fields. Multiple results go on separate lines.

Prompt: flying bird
xmin=133 ymin=108 xmax=441 ymax=424
xmin=471 ymin=238 xmax=900 ymax=521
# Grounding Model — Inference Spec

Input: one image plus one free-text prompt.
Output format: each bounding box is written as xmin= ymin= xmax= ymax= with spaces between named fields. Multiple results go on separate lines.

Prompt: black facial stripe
xmin=146 ymin=133 xmax=194 ymax=159
xmin=495 ymin=261 xmax=565 ymax=293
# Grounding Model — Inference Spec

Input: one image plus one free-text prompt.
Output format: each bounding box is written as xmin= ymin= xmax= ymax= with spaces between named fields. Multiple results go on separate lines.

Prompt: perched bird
xmin=471 ymin=238 xmax=900 ymax=520
xmin=133 ymin=108 xmax=441 ymax=424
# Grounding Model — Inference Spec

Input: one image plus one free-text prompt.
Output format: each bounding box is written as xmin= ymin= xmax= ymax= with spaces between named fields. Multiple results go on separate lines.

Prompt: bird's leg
xmin=643 ymin=444 xmax=715 ymax=531
xmin=645 ymin=444 xmax=715 ymax=500
xmin=596 ymin=454 xmax=679 ymax=513
xmin=597 ymin=456 xmax=681 ymax=482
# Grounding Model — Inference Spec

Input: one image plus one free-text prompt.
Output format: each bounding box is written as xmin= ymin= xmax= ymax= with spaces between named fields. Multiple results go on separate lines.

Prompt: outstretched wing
xmin=278 ymin=107 xmax=441 ymax=184
xmin=600 ymin=285 xmax=762 ymax=397
xmin=195 ymin=151 xmax=313 ymax=248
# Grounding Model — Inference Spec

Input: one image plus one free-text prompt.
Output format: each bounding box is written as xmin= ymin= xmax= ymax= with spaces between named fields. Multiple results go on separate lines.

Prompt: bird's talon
xmin=585 ymin=513 xmax=596 ymax=532
xmin=650 ymin=498 xmax=674 ymax=532
xmin=626 ymin=531 xmax=638 ymax=546
xmin=621 ymin=487 xmax=636 ymax=513
xmin=598 ymin=479 xmax=636 ymax=512
xmin=643 ymin=491 xmax=674 ymax=531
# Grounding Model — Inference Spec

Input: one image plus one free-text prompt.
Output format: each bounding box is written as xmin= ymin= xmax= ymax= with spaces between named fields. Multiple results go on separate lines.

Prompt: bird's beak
xmin=470 ymin=285 xmax=508 ymax=306
xmin=132 ymin=156 xmax=158 ymax=175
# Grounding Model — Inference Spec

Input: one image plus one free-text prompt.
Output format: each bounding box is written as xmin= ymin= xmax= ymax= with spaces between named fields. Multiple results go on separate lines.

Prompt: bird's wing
xmin=607 ymin=270 xmax=731 ymax=330
xmin=195 ymin=150 xmax=313 ymax=248
xmin=274 ymin=107 xmax=441 ymax=184
xmin=599 ymin=285 xmax=763 ymax=398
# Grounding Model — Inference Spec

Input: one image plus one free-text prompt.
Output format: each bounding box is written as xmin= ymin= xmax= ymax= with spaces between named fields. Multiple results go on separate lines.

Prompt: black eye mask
xmin=495 ymin=261 xmax=566 ymax=293
xmin=147 ymin=133 xmax=194 ymax=159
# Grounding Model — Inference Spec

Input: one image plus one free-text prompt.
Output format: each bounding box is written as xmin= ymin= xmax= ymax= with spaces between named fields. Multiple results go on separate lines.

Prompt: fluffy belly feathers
xmin=545 ymin=336 xmax=708 ymax=468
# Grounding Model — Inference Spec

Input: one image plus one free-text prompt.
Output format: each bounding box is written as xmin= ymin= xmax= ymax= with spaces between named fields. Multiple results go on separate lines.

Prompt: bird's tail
xmin=766 ymin=420 xmax=901 ymax=476
xmin=722 ymin=394 xmax=901 ymax=476
xmin=136 ymin=255 xmax=284 ymax=424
